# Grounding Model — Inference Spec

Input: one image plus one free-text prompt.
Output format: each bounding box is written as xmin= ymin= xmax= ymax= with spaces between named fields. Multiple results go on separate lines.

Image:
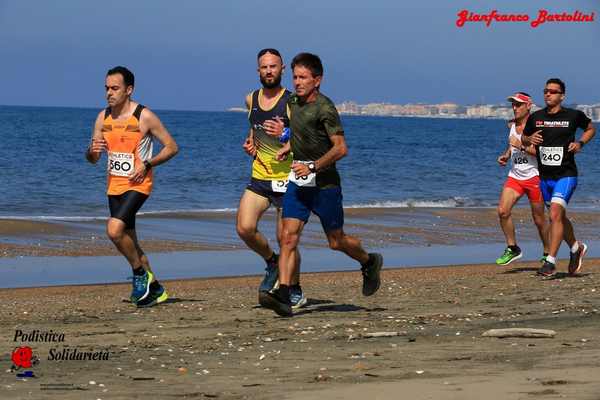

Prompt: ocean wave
xmin=0 ymin=208 xmax=240 ymax=221
xmin=0 ymin=200 xmax=486 ymax=221
xmin=0 ymin=215 xmax=107 ymax=222
xmin=346 ymin=197 xmax=488 ymax=208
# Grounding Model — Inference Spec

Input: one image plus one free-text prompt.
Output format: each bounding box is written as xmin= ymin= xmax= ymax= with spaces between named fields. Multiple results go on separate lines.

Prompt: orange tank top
xmin=103 ymin=104 xmax=153 ymax=195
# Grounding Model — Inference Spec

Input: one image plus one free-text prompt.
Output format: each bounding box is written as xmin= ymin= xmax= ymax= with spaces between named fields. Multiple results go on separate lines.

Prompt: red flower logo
xmin=12 ymin=346 xmax=33 ymax=369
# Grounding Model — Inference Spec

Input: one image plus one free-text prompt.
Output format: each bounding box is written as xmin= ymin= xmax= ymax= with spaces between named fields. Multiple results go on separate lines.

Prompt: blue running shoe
xmin=259 ymin=254 xmax=279 ymax=293
xmin=290 ymin=285 xmax=307 ymax=309
xmin=137 ymin=283 xmax=168 ymax=308
xmin=131 ymin=270 xmax=153 ymax=303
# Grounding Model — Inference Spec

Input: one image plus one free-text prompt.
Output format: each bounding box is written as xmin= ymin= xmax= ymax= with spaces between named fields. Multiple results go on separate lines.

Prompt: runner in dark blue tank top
xmin=236 ymin=49 xmax=306 ymax=308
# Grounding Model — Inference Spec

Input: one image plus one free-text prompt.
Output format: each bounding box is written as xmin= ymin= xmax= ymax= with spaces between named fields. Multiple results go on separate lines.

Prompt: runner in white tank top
xmin=495 ymin=92 xmax=549 ymax=266
xmin=507 ymin=123 xmax=538 ymax=180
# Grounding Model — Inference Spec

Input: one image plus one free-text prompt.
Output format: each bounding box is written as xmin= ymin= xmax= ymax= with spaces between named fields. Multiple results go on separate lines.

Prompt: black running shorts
xmin=246 ymin=178 xmax=285 ymax=209
xmin=108 ymin=190 xmax=148 ymax=229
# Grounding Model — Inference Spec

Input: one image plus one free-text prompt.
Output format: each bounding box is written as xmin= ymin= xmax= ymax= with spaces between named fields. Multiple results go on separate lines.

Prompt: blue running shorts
xmin=282 ymin=182 xmax=344 ymax=232
xmin=540 ymin=177 xmax=577 ymax=208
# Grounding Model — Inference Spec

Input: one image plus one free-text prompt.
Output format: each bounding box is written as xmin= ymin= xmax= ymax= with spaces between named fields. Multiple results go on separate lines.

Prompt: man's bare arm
xmin=85 ymin=111 xmax=106 ymax=164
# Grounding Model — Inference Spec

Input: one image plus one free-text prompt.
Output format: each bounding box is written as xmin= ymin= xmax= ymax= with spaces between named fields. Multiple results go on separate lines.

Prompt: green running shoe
xmin=137 ymin=283 xmax=169 ymax=308
xmin=130 ymin=270 xmax=154 ymax=303
xmin=495 ymin=247 xmax=522 ymax=266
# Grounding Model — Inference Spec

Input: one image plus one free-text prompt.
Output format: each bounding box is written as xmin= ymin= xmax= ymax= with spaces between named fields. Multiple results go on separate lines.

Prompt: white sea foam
xmin=346 ymin=197 xmax=480 ymax=209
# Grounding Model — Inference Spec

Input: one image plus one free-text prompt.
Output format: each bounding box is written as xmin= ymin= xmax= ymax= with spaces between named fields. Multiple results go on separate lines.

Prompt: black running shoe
xmin=361 ymin=253 xmax=383 ymax=296
xmin=568 ymin=243 xmax=588 ymax=275
xmin=259 ymin=288 xmax=292 ymax=317
xmin=537 ymin=260 xmax=556 ymax=277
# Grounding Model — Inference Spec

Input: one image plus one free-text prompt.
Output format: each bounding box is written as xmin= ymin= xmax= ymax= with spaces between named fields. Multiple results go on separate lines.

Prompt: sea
xmin=1 ymin=105 xmax=599 ymax=219
xmin=1 ymin=105 xmax=599 ymax=287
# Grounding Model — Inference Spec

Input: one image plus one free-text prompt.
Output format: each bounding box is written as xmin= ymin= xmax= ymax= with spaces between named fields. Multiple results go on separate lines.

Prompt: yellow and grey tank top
xmin=248 ymin=88 xmax=292 ymax=180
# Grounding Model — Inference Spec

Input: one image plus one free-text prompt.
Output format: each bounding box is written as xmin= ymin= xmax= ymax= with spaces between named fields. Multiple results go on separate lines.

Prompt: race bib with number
xmin=108 ymin=152 xmax=135 ymax=176
xmin=539 ymin=146 xmax=563 ymax=166
xmin=288 ymin=161 xmax=316 ymax=187
xmin=271 ymin=179 xmax=288 ymax=193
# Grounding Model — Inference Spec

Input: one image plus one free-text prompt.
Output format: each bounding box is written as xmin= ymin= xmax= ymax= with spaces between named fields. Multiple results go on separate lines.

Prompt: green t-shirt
xmin=288 ymin=93 xmax=344 ymax=187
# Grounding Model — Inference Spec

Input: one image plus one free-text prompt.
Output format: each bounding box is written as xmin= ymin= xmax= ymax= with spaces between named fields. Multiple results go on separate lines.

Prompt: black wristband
xmin=143 ymin=160 xmax=153 ymax=170
xmin=578 ymin=140 xmax=585 ymax=148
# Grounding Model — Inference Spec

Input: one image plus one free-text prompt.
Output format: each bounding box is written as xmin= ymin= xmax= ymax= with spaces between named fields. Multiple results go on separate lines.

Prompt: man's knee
xmin=236 ymin=221 xmax=257 ymax=240
xmin=281 ymin=229 xmax=300 ymax=250
xmin=533 ymin=214 xmax=545 ymax=228
xmin=497 ymin=205 xmax=511 ymax=220
xmin=327 ymin=231 xmax=348 ymax=251
xmin=549 ymin=205 xmax=565 ymax=223
xmin=107 ymin=221 xmax=125 ymax=242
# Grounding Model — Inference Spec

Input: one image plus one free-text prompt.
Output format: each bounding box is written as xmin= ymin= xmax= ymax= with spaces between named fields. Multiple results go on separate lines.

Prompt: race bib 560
xmin=108 ymin=152 xmax=134 ymax=176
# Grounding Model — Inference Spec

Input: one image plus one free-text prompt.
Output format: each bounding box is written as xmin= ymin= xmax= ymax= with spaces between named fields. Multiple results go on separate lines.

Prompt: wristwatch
xmin=578 ymin=140 xmax=586 ymax=148
xmin=143 ymin=160 xmax=153 ymax=170
xmin=307 ymin=162 xmax=316 ymax=173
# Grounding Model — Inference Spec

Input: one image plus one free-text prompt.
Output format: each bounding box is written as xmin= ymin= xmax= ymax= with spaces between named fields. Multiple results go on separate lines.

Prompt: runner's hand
xmin=292 ymin=162 xmax=310 ymax=178
xmin=497 ymin=154 xmax=508 ymax=166
xmin=243 ymin=137 xmax=256 ymax=156
xmin=90 ymin=138 xmax=107 ymax=153
xmin=528 ymin=130 xmax=543 ymax=146
xmin=263 ymin=117 xmax=285 ymax=137
xmin=275 ymin=147 xmax=290 ymax=161
xmin=568 ymin=141 xmax=582 ymax=153
xmin=128 ymin=163 xmax=147 ymax=184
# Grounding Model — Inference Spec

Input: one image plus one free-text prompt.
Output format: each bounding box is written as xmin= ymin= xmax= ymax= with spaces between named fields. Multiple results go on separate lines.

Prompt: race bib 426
xmin=108 ymin=152 xmax=135 ymax=177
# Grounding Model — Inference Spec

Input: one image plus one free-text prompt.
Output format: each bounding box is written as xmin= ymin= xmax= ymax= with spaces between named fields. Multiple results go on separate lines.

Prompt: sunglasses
xmin=543 ymin=89 xmax=563 ymax=95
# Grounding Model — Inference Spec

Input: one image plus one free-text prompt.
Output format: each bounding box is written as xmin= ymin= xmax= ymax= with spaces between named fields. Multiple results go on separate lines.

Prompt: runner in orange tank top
xmin=86 ymin=66 xmax=179 ymax=307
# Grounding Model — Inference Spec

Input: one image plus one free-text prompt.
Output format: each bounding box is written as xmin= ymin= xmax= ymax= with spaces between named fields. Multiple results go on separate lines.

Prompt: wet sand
xmin=3 ymin=208 xmax=600 ymax=257
xmin=1 ymin=261 xmax=599 ymax=399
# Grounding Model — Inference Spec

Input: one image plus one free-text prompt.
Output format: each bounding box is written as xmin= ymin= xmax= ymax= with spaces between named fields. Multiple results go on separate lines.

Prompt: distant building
xmin=287 ymin=100 xmax=600 ymax=121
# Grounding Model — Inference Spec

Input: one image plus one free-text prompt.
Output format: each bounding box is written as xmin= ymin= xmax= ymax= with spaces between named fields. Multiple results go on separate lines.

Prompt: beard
xmin=260 ymin=74 xmax=282 ymax=89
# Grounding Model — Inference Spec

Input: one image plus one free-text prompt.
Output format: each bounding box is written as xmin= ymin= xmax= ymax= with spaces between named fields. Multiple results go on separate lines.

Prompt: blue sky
xmin=0 ymin=0 xmax=598 ymax=110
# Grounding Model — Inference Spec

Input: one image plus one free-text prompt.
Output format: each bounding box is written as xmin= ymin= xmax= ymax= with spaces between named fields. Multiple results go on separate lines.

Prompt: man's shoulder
xmin=96 ymin=108 xmax=109 ymax=120
xmin=560 ymin=107 xmax=584 ymax=117
xmin=316 ymin=93 xmax=336 ymax=107
xmin=530 ymin=108 xmax=546 ymax=118
xmin=315 ymin=93 xmax=339 ymax=115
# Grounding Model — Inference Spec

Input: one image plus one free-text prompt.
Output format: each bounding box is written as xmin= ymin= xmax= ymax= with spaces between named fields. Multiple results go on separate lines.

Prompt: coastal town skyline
xmin=229 ymin=99 xmax=600 ymax=122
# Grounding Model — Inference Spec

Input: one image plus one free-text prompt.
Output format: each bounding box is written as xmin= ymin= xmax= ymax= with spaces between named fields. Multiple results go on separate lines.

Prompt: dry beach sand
xmin=1 ymin=260 xmax=599 ymax=399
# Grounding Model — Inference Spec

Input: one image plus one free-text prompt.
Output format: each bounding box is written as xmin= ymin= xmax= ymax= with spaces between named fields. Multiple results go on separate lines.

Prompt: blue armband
xmin=279 ymin=127 xmax=291 ymax=143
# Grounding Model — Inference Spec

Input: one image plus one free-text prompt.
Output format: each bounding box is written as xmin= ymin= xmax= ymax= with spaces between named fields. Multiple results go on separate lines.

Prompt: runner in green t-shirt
xmin=258 ymin=53 xmax=383 ymax=317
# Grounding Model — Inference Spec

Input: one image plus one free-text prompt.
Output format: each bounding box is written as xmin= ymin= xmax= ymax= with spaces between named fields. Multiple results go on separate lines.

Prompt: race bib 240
xmin=539 ymin=146 xmax=563 ymax=166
